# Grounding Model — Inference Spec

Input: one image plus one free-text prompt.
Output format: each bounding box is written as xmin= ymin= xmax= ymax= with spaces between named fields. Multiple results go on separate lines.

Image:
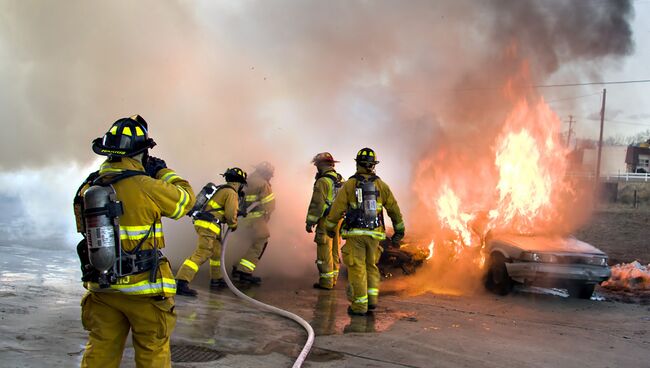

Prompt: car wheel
xmin=485 ymin=253 xmax=512 ymax=296
xmin=567 ymin=283 xmax=595 ymax=299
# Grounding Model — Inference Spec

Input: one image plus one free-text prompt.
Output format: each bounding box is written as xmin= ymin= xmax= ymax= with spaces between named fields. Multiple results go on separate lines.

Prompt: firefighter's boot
xmin=347 ymin=306 xmax=367 ymax=316
xmin=176 ymin=280 xmax=198 ymax=297
xmin=232 ymin=266 xmax=262 ymax=284
xmin=313 ymin=282 xmax=332 ymax=290
xmin=210 ymin=278 xmax=227 ymax=290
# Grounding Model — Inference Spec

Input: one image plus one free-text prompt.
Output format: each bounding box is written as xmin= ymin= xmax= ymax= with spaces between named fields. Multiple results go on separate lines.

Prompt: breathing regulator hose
xmin=219 ymin=210 xmax=315 ymax=368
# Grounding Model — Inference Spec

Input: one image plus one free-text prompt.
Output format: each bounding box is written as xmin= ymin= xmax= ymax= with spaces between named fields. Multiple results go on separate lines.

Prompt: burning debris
xmin=378 ymin=239 xmax=429 ymax=278
xmin=602 ymin=261 xmax=650 ymax=291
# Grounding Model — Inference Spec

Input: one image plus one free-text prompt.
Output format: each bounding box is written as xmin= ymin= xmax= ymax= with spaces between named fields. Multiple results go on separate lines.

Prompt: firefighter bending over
xmin=233 ymin=161 xmax=275 ymax=284
xmin=306 ymin=152 xmax=344 ymax=290
xmin=325 ymin=148 xmax=405 ymax=316
xmin=175 ymin=168 xmax=247 ymax=297
xmin=74 ymin=115 xmax=195 ymax=367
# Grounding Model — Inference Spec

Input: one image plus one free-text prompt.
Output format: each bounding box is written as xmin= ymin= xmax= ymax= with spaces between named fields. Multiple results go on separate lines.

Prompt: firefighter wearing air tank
xmin=233 ymin=161 xmax=275 ymax=284
xmin=306 ymin=152 xmax=344 ymax=289
xmin=74 ymin=115 xmax=195 ymax=367
xmin=175 ymin=168 xmax=246 ymax=296
xmin=325 ymin=148 xmax=405 ymax=316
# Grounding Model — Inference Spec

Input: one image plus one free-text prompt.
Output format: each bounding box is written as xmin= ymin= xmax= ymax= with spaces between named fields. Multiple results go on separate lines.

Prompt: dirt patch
xmin=574 ymin=205 xmax=650 ymax=265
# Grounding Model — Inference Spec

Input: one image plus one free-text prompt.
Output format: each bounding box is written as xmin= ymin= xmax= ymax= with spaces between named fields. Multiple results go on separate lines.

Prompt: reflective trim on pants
xmin=182 ymin=259 xmax=199 ymax=272
xmin=209 ymin=259 xmax=220 ymax=267
xmin=368 ymin=288 xmax=379 ymax=296
xmin=320 ymin=271 xmax=335 ymax=279
xmin=239 ymin=258 xmax=256 ymax=272
xmin=355 ymin=295 xmax=368 ymax=304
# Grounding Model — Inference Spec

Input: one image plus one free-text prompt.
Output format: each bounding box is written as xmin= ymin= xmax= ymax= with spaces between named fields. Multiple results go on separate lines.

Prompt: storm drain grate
xmin=171 ymin=344 xmax=225 ymax=363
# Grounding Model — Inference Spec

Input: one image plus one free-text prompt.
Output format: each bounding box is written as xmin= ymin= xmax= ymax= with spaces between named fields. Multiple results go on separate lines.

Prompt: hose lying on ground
xmin=219 ymin=224 xmax=315 ymax=368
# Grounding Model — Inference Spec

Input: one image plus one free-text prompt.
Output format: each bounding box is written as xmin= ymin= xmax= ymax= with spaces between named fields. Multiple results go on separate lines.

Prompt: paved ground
xmin=1 ymin=243 xmax=649 ymax=368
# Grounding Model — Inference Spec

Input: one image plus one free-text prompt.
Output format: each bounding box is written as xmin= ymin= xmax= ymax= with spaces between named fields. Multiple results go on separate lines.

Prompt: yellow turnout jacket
xmin=78 ymin=157 xmax=195 ymax=297
xmin=306 ymin=169 xmax=343 ymax=225
xmin=193 ymin=184 xmax=239 ymax=235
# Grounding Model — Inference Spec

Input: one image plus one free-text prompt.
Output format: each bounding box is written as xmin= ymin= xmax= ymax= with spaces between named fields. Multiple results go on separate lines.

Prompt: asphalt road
xmin=1 ymin=244 xmax=648 ymax=368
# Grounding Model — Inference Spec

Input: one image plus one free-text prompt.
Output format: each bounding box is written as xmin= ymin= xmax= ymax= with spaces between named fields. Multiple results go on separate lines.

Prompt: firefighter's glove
xmin=145 ymin=156 xmax=167 ymax=178
xmin=391 ymin=231 xmax=404 ymax=247
xmin=228 ymin=224 xmax=238 ymax=232
xmin=306 ymin=223 xmax=314 ymax=233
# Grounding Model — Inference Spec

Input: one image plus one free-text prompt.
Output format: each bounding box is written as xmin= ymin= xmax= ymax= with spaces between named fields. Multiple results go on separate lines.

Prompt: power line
xmin=575 ymin=116 xmax=650 ymax=127
xmin=546 ymin=92 xmax=601 ymax=104
xmin=452 ymin=79 xmax=650 ymax=92
xmin=534 ymin=79 xmax=650 ymax=88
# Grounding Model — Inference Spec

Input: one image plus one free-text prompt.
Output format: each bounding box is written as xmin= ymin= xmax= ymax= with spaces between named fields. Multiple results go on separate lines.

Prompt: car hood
xmin=489 ymin=234 xmax=606 ymax=255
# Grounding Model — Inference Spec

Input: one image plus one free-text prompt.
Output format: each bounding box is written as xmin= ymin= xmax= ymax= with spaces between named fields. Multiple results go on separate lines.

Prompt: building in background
xmin=625 ymin=140 xmax=650 ymax=173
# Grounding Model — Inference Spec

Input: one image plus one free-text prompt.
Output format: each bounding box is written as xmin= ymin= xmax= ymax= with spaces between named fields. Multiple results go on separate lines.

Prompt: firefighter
xmin=175 ymin=168 xmax=247 ymax=297
xmin=325 ymin=148 xmax=405 ymax=316
xmin=232 ymin=161 xmax=275 ymax=284
xmin=74 ymin=115 xmax=195 ymax=367
xmin=306 ymin=152 xmax=344 ymax=289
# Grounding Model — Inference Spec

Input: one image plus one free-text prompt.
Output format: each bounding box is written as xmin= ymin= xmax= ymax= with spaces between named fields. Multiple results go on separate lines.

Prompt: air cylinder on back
xmin=361 ymin=180 xmax=378 ymax=228
xmin=83 ymin=185 xmax=118 ymax=273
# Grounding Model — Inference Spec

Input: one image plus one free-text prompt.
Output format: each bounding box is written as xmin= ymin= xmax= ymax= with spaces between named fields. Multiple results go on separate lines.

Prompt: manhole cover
xmin=171 ymin=344 xmax=224 ymax=363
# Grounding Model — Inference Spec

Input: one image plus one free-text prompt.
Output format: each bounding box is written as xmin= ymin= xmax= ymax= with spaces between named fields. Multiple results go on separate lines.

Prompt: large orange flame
xmin=417 ymin=95 xmax=572 ymax=270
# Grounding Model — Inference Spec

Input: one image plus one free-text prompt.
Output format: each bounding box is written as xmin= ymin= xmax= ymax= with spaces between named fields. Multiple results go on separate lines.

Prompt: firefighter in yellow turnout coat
xmin=325 ymin=148 xmax=405 ymax=315
xmin=75 ymin=116 xmax=195 ymax=367
xmin=306 ymin=152 xmax=344 ymax=289
xmin=175 ymin=168 xmax=246 ymax=296
xmin=233 ymin=161 xmax=275 ymax=283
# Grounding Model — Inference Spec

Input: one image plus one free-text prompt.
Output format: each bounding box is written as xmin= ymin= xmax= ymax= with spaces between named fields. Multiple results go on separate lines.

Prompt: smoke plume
xmin=0 ymin=1 xmax=635 ymax=282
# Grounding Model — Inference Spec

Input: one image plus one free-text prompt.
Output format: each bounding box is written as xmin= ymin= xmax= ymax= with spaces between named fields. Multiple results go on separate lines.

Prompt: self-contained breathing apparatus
xmin=75 ymin=170 xmax=160 ymax=288
xmin=187 ymin=182 xmax=243 ymax=224
xmin=344 ymin=174 xmax=384 ymax=230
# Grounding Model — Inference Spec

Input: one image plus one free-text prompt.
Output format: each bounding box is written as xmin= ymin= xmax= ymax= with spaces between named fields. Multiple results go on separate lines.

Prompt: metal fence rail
xmin=567 ymin=172 xmax=650 ymax=182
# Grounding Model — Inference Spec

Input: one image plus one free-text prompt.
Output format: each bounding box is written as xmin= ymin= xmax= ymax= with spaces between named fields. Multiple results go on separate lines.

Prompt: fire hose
xmin=219 ymin=203 xmax=315 ymax=368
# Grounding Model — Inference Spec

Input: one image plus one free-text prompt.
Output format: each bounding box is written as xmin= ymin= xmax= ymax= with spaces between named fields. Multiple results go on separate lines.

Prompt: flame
xmin=488 ymin=99 xmax=567 ymax=234
xmin=426 ymin=240 xmax=435 ymax=260
xmin=414 ymin=82 xmax=573 ymax=277
xmin=436 ymin=185 xmax=476 ymax=249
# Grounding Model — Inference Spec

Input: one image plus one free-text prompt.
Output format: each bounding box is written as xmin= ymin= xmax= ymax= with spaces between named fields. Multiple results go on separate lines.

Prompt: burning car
xmin=484 ymin=234 xmax=611 ymax=299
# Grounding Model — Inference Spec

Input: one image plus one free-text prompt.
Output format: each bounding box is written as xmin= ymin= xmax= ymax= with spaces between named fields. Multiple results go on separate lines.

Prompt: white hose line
xmin=219 ymin=226 xmax=315 ymax=368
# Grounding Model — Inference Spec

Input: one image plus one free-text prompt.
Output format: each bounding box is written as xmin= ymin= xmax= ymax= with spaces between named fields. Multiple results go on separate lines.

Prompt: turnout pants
xmin=235 ymin=218 xmax=269 ymax=274
xmin=314 ymin=220 xmax=341 ymax=288
xmin=341 ymin=235 xmax=382 ymax=313
xmin=80 ymin=292 xmax=176 ymax=368
xmin=176 ymin=226 xmax=222 ymax=282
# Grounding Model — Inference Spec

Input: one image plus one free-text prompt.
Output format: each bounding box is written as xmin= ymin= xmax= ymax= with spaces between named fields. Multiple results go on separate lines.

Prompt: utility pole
xmin=566 ymin=115 xmax=574 ymax=148
xmin=595 ymin=89 xmax=607 ymax=180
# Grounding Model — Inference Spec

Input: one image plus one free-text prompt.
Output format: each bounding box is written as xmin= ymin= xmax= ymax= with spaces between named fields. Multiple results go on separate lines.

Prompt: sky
xmin=544 ymin=0 xmax=650 ymax=142
xmin=0 ymin=1 xmax=648 ymax=274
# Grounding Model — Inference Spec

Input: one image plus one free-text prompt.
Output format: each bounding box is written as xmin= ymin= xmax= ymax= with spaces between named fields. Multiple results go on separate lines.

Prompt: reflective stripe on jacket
xmin=83 ymin=260 xmax=177 ymax=297
xmin=194 ymin=185 xmax=239 ymax=233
